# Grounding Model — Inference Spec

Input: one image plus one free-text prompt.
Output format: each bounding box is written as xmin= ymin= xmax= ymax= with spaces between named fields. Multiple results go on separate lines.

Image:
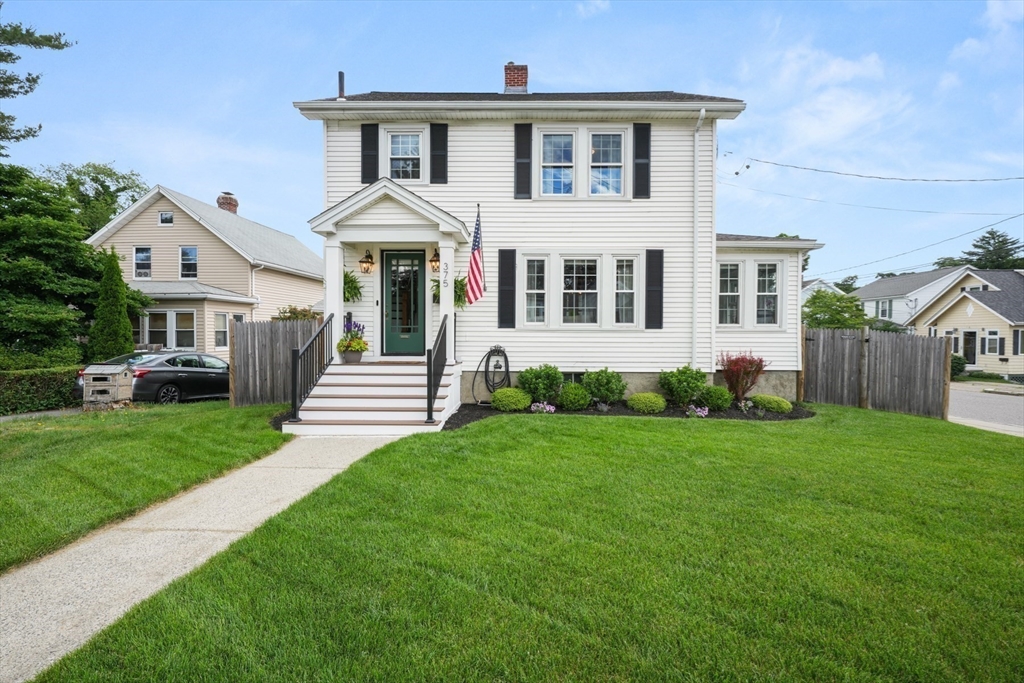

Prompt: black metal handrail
xmin=425 ymin=314 xmax=448 ymax=424
xmin=289 ymin=313 xmax=334 ymax=422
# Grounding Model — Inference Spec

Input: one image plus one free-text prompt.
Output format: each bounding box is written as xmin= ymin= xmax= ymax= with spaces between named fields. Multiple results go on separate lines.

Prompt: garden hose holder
xmin=472 ymin=345 xmax=511 ymax=404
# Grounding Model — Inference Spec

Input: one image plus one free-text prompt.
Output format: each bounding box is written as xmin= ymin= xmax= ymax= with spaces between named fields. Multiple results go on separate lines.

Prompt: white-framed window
xmin=985 ymin=329 xmax=1000 ymax=354
xmin=718 ymin=263 xmax=741 ymax=325
xmin=180 ymin=246 xmax=198 ymax=279
xmin=158 ymin=211 xmax=174 ymax=226
xmin=175 ymin=312 xmax=195 ymax=348
xmin=147 ymin=312 xmax=168 ymax=347
xmin=542 ymin=132 xmax=575 ymax=196
xmin=590 ymin=132 xmax=623 ymax=196
xmin=525 ymin=259 xmax=546 ymax=323
xmin=614 ymin=258 xmax=635 ymax=324
xmin=388 ymin=132 xmax=422 ymax=180
xmin=214 ymin=313 xmax=228 ymax=348
xmin=875 ymin=299 xmax=893 ymax=319
xmin=133 ymin=247 xmax=151 ymax=279
xmin=756 ymin=263 xmax=779 ymax=325
xmin=562 ymin=258 xmax=598 ymax=324
xmin=232 ymin=313 xmax=245 ymax=324
xmin=944 ymin=329 xmax=959 ymax=354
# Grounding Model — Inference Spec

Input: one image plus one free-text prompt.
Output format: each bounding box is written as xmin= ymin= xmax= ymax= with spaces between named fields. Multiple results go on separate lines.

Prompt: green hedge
xmin=0 ymin=366 xmax=81 ymax=416
xmin=750 ymin=394 xmax=793 ymax=414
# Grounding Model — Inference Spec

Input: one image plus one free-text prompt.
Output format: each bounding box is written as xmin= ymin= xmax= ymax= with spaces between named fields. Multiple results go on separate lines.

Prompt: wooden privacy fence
xmin=230 ymin=319 xmax=320 ymax=407
xmin=803 ymin=326 xmax=952 ymax=419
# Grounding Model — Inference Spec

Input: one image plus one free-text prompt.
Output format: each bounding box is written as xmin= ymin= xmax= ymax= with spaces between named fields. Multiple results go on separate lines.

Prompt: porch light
xmin=429 ymin=249 xmax=441 ymax=273
xmin=358 ymin=250 xmax=374 ymax=274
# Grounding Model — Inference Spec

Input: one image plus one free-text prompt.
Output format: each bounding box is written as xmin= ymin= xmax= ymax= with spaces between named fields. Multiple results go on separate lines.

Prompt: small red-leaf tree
xmin=717 ymin=352 xmax=767 ymax=402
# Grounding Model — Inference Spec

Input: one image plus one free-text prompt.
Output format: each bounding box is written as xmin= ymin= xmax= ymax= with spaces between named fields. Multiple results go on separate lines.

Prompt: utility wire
xmin=716 ymin=176 xmax=1017 ymax=216
xmin=805 ymin=213 xmax=1024 ymax=278
xmin=737 ymin=158 xmax=1024 ymax=183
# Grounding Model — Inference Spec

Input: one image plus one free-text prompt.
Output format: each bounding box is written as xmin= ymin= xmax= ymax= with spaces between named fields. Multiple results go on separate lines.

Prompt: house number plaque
xmin=442 ymin=261 xmax=449 ymax=288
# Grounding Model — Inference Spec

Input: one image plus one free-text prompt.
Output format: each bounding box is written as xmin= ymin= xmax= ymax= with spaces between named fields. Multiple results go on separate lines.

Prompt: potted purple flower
xmin=337 ymin=320 xmax=368 ymax=363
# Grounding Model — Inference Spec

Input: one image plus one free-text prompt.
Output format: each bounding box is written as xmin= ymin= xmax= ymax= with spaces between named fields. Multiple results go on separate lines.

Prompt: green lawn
xmin=0 ymin=401 xmax=289 ymax=572
xmin=39 ymin=406 xmax=1023 ymax=682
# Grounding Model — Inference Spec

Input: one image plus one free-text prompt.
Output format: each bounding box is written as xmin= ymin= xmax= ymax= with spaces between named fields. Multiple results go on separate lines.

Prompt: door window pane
xmin=175 ymin=312 xmax=195 ymax=348
xmin=526 ymin=259 xmax=545 ymax=323
xmin=148 ymin=312 xmax=167 ymax=347
xmin=615 ymin=259 xmax=634 ymax=324
xmin=756 ymin=264 xmax=778 ymax=325
xmin=563 ymin=259 xmax=598 ymax=324
xmin=719 ymin=263 xmax=740 ymax=325
xmin=389 ymin=257 xmax=421 ymax=334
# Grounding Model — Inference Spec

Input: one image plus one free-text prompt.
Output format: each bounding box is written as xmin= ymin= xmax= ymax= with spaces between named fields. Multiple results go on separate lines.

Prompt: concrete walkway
xmin=0 ymin=436 xmax=395 ymax=683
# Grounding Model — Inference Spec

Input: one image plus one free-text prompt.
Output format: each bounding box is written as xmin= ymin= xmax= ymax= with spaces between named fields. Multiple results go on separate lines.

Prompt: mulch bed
xmin=443 ymin=401 xmax=814 ymax=431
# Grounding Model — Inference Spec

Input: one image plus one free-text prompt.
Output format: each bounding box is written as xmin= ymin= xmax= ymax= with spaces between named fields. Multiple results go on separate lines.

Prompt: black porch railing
xmin=289 ymin=313 xmax=334 ymax=422
xmin=426 ymin=314 xmax=448 ymax=424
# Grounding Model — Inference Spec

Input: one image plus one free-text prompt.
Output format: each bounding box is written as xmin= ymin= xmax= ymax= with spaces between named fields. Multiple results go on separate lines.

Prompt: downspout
xmin=251 ymin=264 xmax=265 ymax=312
xmin=692 ymin=107 xmax=705 ymax=367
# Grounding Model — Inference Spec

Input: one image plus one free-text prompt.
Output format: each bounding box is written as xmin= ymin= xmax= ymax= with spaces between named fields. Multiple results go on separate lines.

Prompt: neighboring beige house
xmin=907 ymin=269 xmax=1024 ymax=381
xmin=87 ymin=186 xmax=324 ymax=358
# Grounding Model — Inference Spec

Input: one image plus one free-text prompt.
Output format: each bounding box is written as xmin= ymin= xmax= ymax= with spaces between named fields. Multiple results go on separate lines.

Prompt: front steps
xmin=282 ymin=361 xmax=461 ymax=436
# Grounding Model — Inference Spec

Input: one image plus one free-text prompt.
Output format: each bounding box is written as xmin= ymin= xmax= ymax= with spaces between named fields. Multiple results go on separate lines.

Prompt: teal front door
xmin=382 ymin=251 xmax=426 ymax=355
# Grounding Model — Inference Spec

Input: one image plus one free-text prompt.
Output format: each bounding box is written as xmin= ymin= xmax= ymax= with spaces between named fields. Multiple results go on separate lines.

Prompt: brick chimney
xmin=504 ymin=62 xmax=528 ymax=94
xmin=216 ymin=192 xmax=238 ymax=214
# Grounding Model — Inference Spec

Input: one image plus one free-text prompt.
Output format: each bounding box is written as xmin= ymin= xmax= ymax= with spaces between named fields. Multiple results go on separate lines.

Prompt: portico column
xmin=439 ymin=243 xmax=456 ymax=361
xmin=324 ymin=242 xmax=343 ymax=358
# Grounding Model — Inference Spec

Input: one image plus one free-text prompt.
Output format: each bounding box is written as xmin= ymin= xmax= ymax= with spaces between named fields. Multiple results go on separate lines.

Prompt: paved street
xmin=948 ymin=383 xmax=1024 ymax=438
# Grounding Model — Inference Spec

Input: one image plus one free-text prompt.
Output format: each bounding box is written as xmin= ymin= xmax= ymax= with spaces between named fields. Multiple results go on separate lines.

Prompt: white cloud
xmin=937 ymin=71 xmax=961 ymax=92
xmin=780 ymin=87 xmax=911 ymax=151
xmin=575 ymin=0 xmax=610 ymax=19
xmin=773 ymin=46 xmax=884 ymax=90
xmin=951 ymin=0 xmax=1024 ymax=64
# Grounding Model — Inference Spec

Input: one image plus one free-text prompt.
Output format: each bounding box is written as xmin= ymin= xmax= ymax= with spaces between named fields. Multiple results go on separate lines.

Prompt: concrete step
xmin=324 ymin=363 xmax=432 ymax=375
xmin=296 ymin=406 xmax=439 ymax=422
xmin=282 ymin=420 xmax=444 ymax=436
xmin=301 ymin=395 xmax=447 ymax=409
xmin=308 ymin=383 xmax=447 ymax=397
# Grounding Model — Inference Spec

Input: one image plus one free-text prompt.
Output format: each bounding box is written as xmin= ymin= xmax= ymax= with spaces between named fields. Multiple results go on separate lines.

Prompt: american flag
xmin=466 ymin=205 xmax=485 ymax=304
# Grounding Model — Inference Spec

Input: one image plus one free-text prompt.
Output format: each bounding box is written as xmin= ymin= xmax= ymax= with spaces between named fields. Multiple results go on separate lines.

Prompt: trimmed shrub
xmin=966 ymin=370 xmax=1005 ymax=380
xmin=0 ymin=366 xmax=81 ymax=416
xmin=517 ymin=364 xmax=563 ymax=403
xmin=658 ymin=366 xmax=707 ymax=405
xmin=697 ymin=385 xmax=733 ymax=412
xmin=950 ymin=354 xmax=967 ymax=377
xmin=491 ymin=387 xmax=532 ymax=412
xmin=557 ymin=383 xmax=592 ymax=411
xmin=750 ymin=394 xmax=793 ymax=414
xmin=627 ymin=392 xmax=667 ymax=414
xmin=718 ymin=351 xmax=767 ymax=402
xmin=581 ymin=368 xmax=627 ymax=405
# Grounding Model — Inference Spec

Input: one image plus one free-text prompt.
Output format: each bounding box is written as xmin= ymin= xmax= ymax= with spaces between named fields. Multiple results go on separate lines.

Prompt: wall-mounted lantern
xmin=429 ymin=249 xmax=441 ymax=273
xmin=359 ymin=250 xmax=375 ymax=274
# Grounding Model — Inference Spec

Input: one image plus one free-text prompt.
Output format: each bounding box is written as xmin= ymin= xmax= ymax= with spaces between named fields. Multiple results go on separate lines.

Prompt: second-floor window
xmin=591 ymin=133 xmax=623 ymax=195
xmin=756 ymin=264 xmax=778 ymax=325
xmin=134 ymin=247 xmax=151 ymax=279
xmin=389 ymin=133 xmax=421 ymax=180
xmin=180 ymin=246 xmax=198 ymax=279
xmin=542 ymin=134 xmax=574 ymax=195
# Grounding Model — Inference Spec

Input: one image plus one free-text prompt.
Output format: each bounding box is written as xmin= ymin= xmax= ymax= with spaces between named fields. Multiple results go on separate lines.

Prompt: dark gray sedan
xmin=74 ymin=352 xmax=229 ymax=403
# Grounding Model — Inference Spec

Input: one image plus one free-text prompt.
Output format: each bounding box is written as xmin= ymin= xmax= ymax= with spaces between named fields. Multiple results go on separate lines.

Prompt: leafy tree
xmin=778 ymin=233 xmax=809 ymax=271
xmin=876 ymin=272 xmax=898 ymax=279
xmin=88 ymin=248 xmax=134 ymax=361
xmin=41 ymin=162 xmax=148 ymax=236
xmin=834 ymin=275 xmax=858 ymax=294
xmin=934 ymin=229 xmax=1024 ymax=270
xmin=0 ymin=7 xmax=73 ymax=155
xmin=273 ymin=305 xmax=320 ymax=321
xmin=802 ymin=290 xmax=867 ymax=329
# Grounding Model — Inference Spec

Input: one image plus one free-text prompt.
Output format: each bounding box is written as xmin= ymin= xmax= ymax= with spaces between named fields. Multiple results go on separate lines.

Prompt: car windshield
xmin=102 ymin=353 xmax=163 ymax=365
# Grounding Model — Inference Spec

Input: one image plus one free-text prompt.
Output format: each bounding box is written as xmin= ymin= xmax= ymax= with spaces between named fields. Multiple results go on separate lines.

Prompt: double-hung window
xmin=542 ymin=134 xmax=574 ymax=195
xmin=526 ymin=259 xmax=546 ymax=323
xmin=719 ymin=264 xmax=740 ymax=325
xmin=134 ymin=247 xmax=151 ymax=279
xmin=175 ymin=312 xmax=195 ymax=348
xmin=590 ymin=133 xmax=623 ymax=195
xmin=148 ymin=312 xmax=168 ymax=347
xmin=985 ymin=330 xmax=999 ymax=354
xmin=180 ymin=246 xmax=198 ymax=279
xmin=562 ymin=258 xmax=598 ymax=324
xmin=214 ymin=313 xmax=228 ymax=348
xmin=756 ymin=264 xmax=778 ymax=325
xmin=614 ymin=258 xmax=635 ymax=324
xmin=944 ymin=330 xmax=959 ymax=354
xmin=389 ymin=133 xmax=421 ymax=180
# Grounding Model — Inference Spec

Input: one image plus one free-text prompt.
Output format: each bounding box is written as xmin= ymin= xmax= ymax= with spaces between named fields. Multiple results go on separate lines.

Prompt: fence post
xmin=859 ymin=325 xmax=870 ymax=410
xmin=796 ymin=324 xmax=805 ymax=403
xmin=942 ymin=335 xmax=952 ymax=420
xmin=229 ymin=319 xmax=236 ymax=407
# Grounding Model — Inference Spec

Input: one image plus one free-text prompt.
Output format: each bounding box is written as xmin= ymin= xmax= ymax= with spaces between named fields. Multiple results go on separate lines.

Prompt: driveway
xmin=948 ymin=382 xmax=1024 ymax=437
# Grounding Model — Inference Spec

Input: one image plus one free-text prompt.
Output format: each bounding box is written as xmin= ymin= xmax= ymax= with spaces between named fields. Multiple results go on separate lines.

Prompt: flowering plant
xmin=530 ymin=402 xmax=556 ymax=414
xmin=737 ymin=399 xmax=753 ymax=413
xmin=337 ymin=320 xmax=367 ymax=353
xmin=686 ymin=404 xmax=709 ymax=418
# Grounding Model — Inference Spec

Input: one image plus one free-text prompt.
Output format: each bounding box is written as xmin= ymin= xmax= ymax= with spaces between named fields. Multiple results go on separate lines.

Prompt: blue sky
xmin=5 ymin=0 xmax=1023 ymax=286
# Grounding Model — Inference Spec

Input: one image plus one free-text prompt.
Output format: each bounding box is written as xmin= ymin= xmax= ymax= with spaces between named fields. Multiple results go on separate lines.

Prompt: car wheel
xmin=157 ymin=384 xmax=181 ymax=404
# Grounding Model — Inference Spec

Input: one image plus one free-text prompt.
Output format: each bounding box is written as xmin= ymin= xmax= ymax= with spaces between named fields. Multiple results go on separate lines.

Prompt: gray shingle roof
xmin=325 ymin=91 xmax=742 ymax=103
xmin=968 ymin=270 xmax=1024 ymax=324
xmin=854 ymin=267 xmax=963 ymax=299
xmin=130 ymin=280 xmax=256 ymax=301
xmin=159 ymin=187 xmax=323 ymax=279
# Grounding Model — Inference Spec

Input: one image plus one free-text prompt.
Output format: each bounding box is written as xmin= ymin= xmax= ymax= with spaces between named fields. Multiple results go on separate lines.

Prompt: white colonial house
xmin=286 ymin=64 xmax=821 ymax=435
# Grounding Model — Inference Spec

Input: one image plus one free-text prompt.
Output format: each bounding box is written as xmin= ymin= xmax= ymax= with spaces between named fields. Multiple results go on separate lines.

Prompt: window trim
xmin=158 ymin=211 xmax=174 ymax=226
xmin=214 ymin=312 xmax=229 ymax=350
xmin=985 ymin=329 xmax=1000 ymax=355
xmin=587 ymin=128 xmax=628 ymax=198
xmin=560 ymin=255 xmax=601 ymax=326
xmin=179 ymin=245 xmax=198 ymax=280
xmin=133 ymin=246 xmax=152 ymax=281
xmin=717 ymin=262 xmax=742 ymax=327
xmin=534 ymin=125 xmax=635 ymax=200
xmin=379 ymin=125 xmax=429 ymax=185
xmin=613 ymin=256 xmax=637 ymax=326
xmin=523 ymin=256 xmax=548 ymax=326
xmin=755 ymin=261 xmax=781 ymax=326
xmin=539 ymin=129 xmax=577 ymax=197
xmin=144 ymin=308 xmax=198 ymax=350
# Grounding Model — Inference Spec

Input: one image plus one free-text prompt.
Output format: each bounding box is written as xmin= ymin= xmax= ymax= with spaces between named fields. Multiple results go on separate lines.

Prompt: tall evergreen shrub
xmin=88 ymin=249 xmax=134 ymax=362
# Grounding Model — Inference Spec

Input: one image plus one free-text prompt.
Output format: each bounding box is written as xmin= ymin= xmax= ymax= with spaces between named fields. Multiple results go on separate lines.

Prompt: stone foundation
xmin=713 ymin=370 xmax=798 ymax=401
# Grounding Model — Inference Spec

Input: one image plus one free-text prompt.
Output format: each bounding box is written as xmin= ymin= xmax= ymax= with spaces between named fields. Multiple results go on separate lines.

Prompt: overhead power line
xmin=805 ymin=213 xmax=1024 ymax=278
xmin=736 ymin=158 xmax=1024 ymax=183
xmin=716 ymin=176 xmax=1016 ymax=216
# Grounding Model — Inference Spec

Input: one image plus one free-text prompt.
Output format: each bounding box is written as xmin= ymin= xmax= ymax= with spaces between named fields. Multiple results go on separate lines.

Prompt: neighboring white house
xmin=854 ymin=266 xmax=969 ymax=327
xmin=286 ymin=63 xmax=821 ymax=435
xmin=801 ymin=278 xmax=844 ymax=304
xmin=87 ymin=187 xmax=325 ymax=358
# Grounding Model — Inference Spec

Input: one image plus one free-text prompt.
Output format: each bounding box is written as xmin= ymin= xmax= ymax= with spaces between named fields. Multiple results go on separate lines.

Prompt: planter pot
xmin=343 ymin=350 xmax=363 ymax=364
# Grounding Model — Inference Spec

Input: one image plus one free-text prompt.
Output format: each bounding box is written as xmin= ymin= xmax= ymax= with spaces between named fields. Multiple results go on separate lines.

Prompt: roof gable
xmin=854 ymin=267 xmax=966 ymax=300
xmin=908 ymin=269 xmax=1024 ymax=325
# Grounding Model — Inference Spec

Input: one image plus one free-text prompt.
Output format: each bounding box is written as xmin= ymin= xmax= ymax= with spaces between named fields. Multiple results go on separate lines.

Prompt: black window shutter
xmin=954 ymin=336 xmax=959 ymax=354
xmin=430 ymin=124 xmax=448 ymax=184
xmin=1015 ymin=330 xmax=1021 ymax=355
xmin=633 ymin=123 xmax=651 ymax=199
xmin=999 ymin=337 xmax=1005 ymax=356
xmin=514 ymin=124 xmax=531 ymax=199
xmin=498 ymin=249 xmax=516 ymax=328
xmin=981 ymin=337 xmax=987 ymax=355
xmin=361 ymin=124 xmax=379 ymax=184
xmin=645 ymin=249 xmax=664 ymax=329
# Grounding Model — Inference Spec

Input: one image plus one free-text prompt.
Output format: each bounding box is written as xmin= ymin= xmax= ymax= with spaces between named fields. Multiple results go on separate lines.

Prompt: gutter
xmin=251 ymin=264 xmax=264 ymax=310
xmin=692 ymin=108 xmax=705 ymax=367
